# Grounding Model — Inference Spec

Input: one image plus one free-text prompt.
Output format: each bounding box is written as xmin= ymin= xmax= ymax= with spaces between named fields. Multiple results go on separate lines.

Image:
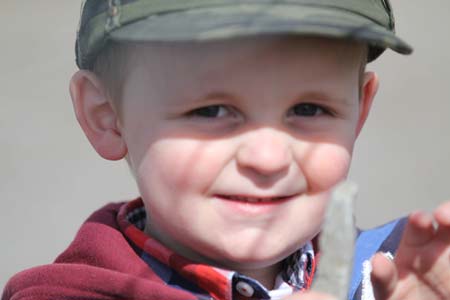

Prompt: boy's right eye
xmin=187 ymin=105 xmax=231 ymax=118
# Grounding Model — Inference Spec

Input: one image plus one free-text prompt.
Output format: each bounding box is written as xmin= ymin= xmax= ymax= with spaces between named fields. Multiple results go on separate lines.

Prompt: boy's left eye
xmin=289 ymin=103 xmax=327 ymax=117
xmin=187 ymin=105 xmax=232 ymax=118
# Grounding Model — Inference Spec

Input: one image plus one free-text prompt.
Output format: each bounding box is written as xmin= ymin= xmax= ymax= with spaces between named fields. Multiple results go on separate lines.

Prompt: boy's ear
xmin=69 ymin=70 xmax=127 ymax=161
xmin=355 ymin=71 xmax=379 ymax=138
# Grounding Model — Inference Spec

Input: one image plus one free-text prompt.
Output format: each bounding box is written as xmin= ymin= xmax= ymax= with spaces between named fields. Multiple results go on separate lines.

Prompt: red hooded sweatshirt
xmin=2 ymin=202 xmax=202 ymax=300
xmin=2 ymin=200 xmax=316 ymax=300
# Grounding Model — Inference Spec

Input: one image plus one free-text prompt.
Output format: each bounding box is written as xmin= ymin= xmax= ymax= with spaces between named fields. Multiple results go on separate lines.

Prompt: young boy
xmin=3 ymin=1 xmax=450 ymax=300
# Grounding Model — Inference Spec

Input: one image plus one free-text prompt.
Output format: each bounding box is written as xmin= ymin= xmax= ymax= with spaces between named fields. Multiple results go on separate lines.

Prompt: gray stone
xmin=312 ymin=181 xmax=358 ymax=300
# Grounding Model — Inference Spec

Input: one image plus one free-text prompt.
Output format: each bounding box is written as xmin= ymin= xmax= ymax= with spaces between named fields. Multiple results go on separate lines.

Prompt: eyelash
xmin=288 ymin=103 xmax=331 ymax=117
xmin=187 ymin=105 xmax=235 ymax=119
xmin=186 ymin=103 xmax=331 ymax=119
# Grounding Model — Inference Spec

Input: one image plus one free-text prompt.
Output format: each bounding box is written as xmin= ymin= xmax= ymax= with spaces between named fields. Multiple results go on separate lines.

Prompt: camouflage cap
xmin=76 ymin=0 xmax=413 ymax=69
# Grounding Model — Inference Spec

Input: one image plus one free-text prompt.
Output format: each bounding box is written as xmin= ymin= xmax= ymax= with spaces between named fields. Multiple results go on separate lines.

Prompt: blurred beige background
xmin=1 ymin=0 xmax=449 ymax=290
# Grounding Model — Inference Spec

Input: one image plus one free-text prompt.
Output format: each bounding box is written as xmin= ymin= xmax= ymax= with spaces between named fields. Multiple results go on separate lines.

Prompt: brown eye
xmin=189 ymin=105 xmax=228 ymax=118
xmin=291 ymin=103 xmax=325 ymax=117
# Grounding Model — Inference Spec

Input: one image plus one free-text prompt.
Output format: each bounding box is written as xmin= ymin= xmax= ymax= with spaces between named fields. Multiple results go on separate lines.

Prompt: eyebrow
xmin=165 ymin=91 xmax=236 ymax=115
xmin=297 ymin=91 xmax=353 ymax=106
xmin=193 ymin=91 xmax=352 ymax=105
xmin=179 ymin=91 xmax=239 ymax=107
xmin=169 ymin=90 xmax=353 ymax=111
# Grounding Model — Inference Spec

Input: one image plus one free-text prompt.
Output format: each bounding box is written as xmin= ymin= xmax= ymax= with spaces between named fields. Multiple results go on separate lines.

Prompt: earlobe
xmin=355 ymin=71 xmax=379 ymax=138
xmin=69 ymin=70 xmax=127 ymax=160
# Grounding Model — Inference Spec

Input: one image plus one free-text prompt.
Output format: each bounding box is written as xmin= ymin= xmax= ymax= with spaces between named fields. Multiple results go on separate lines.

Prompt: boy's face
xmin=114 ymin=37 xmax=374 ymax=274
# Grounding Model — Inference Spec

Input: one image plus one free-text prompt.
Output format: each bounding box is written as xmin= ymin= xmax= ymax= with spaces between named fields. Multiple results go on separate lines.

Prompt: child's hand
xmin=371 ymin=201 xmax=450 ymax=300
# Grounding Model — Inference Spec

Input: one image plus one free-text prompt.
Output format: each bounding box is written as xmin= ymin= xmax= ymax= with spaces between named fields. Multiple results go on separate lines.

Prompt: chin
xmin=208 ymin=241 xmax=298 ymax=270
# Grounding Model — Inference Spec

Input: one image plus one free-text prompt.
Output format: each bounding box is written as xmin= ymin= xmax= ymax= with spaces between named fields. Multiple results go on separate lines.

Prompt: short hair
xmin=359 ymin=47 xmax=369 ymax=99
xmin=92 ymin=41 xmax=130 ymax=113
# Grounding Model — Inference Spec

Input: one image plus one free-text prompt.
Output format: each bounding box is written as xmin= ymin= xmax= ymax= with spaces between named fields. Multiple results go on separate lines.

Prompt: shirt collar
xmin=117 ymin=199 xmax=316 ymax=300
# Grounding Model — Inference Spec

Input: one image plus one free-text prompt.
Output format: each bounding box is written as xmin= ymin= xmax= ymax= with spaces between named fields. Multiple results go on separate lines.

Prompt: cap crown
xmin=76 ymin=0 xmax=411 ymax=69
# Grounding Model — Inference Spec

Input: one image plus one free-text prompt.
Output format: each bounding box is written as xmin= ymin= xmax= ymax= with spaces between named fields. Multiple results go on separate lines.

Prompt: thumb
xmin=370 ymin=252 xmax=398 ymax=300
xmin=283 ymin=290 xmax=337 ymax=300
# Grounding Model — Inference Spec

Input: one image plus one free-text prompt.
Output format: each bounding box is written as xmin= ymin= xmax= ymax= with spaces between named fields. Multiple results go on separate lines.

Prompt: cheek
xmin=299 ymin=143 xmax=352 ymax=192
xmin=135 ymin=138 xmax=230 ymax=195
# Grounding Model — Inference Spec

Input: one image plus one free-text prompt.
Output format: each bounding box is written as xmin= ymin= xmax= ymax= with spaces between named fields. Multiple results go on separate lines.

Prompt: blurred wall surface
xmin=1 ymin=0 xmax=450 ymax=290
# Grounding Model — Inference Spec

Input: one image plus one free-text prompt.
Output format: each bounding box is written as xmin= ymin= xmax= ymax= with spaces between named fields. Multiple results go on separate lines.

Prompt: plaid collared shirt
xmin=117 ymin=199 xmax=316 ymax=300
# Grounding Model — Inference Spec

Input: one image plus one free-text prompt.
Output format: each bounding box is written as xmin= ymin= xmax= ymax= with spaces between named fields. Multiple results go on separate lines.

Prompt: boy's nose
xmin=236 ymin=128 xmax=292 ymax=177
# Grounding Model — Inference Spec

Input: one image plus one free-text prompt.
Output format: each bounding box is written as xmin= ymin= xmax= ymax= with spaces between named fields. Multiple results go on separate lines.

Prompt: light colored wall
xmin=1 ymin=0 xmax=449 ymax=289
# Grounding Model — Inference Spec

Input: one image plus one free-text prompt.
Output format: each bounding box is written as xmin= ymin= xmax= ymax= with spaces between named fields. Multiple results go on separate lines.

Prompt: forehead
xmin=126 ymin=36 xmax=365 ymax=73
xmin=121 ymin=36 xmax=365 ymax=107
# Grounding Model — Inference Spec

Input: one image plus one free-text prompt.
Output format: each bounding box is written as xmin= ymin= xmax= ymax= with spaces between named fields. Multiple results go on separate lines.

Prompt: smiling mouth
xmin=217 ymin=195 xmax=293 ymax=203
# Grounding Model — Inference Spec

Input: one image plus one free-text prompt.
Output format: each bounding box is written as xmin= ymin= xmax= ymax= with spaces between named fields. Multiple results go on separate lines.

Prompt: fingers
xmin=401 ymin=211 xmax=435 ymax=247
xmin=400 ymin=202 xmax=450 ymax=249
xmin=369 ymin=202 xmax=450 ymax=300
xmin=434 ymin=201 xmax=450 ymax=243
xmin=371 ymin=252 xmax=398 ymax=300
xmin=394 ymin=211 xmax=437 ymax=272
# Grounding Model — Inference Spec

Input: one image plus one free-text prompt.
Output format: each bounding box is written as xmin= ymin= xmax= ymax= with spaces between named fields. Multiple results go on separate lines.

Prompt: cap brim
xmin=110 ymin=4 xmax=412 ymax=60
